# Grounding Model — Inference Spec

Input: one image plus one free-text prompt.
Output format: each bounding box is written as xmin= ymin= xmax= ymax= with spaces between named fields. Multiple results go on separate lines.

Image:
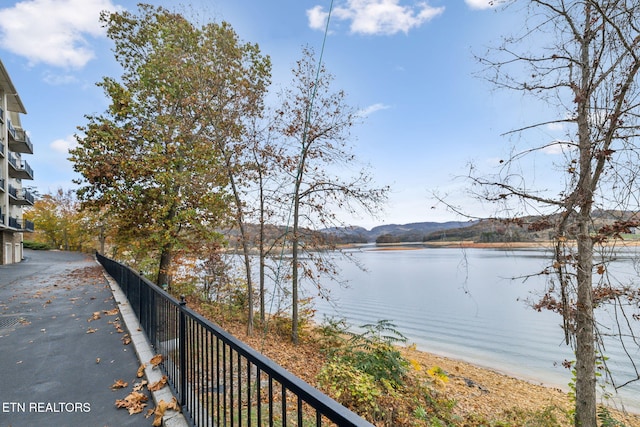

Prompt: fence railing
xmin=96 ymin=253 xmax=374 ymax=427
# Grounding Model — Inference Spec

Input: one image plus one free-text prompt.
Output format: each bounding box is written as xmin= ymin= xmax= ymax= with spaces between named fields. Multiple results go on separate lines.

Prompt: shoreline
xmin=360 ymin=239 xmax=640 ymax=251
xmin=190 ymin=300 xmax=640 ymax=425
xmin=399 ymin=344 xmax=640 ymax=425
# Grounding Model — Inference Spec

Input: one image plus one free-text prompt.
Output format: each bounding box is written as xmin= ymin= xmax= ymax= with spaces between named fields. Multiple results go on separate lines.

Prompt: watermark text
xmin=2 ymin=402 xmax=91 ymax=413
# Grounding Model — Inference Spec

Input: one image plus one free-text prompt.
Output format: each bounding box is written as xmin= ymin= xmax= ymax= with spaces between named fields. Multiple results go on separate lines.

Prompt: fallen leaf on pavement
xmin=137 ymin=364 xmax=146 ymax=378
xmin=148 ymin=376 xmax=167 ymax=392
xmin=115 ymin=391 xmax=148 ymax=415
xmin=111 ymin=379 xmax=128 ymax=389
xmin=88 ymin=312 xmax=101 ymax=322
xmin=86 ymin=328 xmax=97 ymax=334
xmin=133 ymin=380 xmax=148 ymax=392
xmin=150 ymin=354 xmax=163 ymax=367
xmin=151 ymin=398 xmax=180 ymax=426
xmin=122 ymin=334 xmax=131 ymax=345
xmin=104 ymin=308 xmax=119 ymax=316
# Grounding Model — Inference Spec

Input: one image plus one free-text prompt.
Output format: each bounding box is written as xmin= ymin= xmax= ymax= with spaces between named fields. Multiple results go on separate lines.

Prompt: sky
xmin=0 ymin=0 xmax=566 ymax=229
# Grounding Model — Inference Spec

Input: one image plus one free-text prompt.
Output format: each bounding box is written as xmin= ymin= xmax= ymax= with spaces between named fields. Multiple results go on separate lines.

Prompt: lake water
xmin=304 ymin=246 xmax=640 ymax=412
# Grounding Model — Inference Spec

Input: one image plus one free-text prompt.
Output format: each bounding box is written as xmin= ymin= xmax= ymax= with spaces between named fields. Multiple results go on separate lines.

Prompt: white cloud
xmin=50 ymin=135 xmax=78 ymax=153
xmin=43 ymin=71 xmax=79 ymax=85
xmin=358 ymin=102 xmax=391 ymax=116
xmin=307 ymin=6 xmax=330 ymax=31
xmin=0 ymin=0 xmax=121 ymax=69
xmin=308 ymin=0 xmax=445 ymax=35
xmin=465 ymin=0 xmax=499 ymax=10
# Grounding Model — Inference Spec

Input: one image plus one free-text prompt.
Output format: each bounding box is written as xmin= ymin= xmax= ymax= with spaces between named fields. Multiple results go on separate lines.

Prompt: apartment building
xmin=0 ymin=59 xmax=34 ymax=265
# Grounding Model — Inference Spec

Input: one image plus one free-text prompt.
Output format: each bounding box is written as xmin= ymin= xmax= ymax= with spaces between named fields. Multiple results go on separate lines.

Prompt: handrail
xmin=96 ymin=252 xmax=374 ymax=427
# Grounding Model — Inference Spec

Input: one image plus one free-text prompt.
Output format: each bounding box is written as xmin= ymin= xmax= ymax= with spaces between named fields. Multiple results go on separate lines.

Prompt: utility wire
xmin=261 ymin=0 xmax=335 ymax=346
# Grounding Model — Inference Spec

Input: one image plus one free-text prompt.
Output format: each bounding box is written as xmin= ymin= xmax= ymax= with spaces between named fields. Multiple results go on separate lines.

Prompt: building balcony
xmin=6 ymin=217 xmax=34 ymax=232
xmin=7 ymin=118 xmax=16 ymax=139
xmin=7 ymin=154 xmax=33 ymax=180
xmin=8 ymin=216 xmax=20 ymax=229
xmin=8 ymin=127 xmax=34 ymax=154
xmin=8 ymin=185 xmax=34 ymax=206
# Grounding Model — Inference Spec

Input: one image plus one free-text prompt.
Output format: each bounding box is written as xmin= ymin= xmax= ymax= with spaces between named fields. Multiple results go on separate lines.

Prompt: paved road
xmin=0 ymin=250 xmax=151 ymax=427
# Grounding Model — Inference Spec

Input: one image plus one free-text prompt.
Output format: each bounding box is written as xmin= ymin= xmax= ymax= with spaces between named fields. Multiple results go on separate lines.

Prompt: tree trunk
xmin=259 ymin=216 xmax=266 ymax=325
xmin=574 ymin=213 xmax=596 ymax=427
xmin=573 ymin=6 xmax=597 ymax=424
xmin=291 ymin=193 xmax=300 ymax=345
xmin=238 ymin=220 xmax=254 ymax=336
xmin=157 ymin=245 xmax=172 ymax=287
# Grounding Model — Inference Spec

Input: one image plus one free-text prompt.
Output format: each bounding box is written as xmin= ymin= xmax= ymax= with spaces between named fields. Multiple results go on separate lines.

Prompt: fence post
xmin=179 ymin=295 xmax=187 ymax=407
xmin=137 ymin=272 xmax=142 ymax=320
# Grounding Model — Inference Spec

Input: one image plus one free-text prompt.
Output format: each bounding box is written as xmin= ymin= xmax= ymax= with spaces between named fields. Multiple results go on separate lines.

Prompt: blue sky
xmin=0 ymin=0 xmax=564 ymax=229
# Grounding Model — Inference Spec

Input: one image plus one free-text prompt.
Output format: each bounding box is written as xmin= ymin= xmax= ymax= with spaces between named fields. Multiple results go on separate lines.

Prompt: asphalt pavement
xmin=0 ymin=250 xmax=157 ymax=427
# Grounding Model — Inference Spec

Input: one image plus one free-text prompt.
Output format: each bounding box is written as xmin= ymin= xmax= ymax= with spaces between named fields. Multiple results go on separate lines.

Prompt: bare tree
xmin=469 ymin=1 xmax=640 ymax=425
xmin=274 ymin=47 xmax=389 ymax=344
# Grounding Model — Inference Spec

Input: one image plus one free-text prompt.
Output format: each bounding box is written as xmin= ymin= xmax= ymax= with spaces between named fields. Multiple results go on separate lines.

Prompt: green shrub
xmin=23 ymin=241 xmax=52 ymax=250
xmin=317 ymin=319 xmax=411 ymax=423
xmin=341 ymin=319 xmax=409 ymax=388
xmin=597 ymin=406 xmax=625 ymax=427
xmin=317 ymin=361 xmax=382 ymax=416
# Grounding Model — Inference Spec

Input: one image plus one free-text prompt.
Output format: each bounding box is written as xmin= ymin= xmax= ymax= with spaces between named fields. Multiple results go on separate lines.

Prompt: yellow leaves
xmin=409 ymin=359 xmax=422 ymax=371
xmin=150 ymin=398 xmax=180 ymax=427
xmin=427 ymin=366 xmax=449 ymax=386
xmin=115 ymin=391 xmax=148 ymax=415
xmin=148 ymin=376 xmax=168 ymax=392
xmin=104 ymin=308 xmax=119 ymax=316
xmin=111 ymin=379 xmax=128 ymax=389
xmin=150 ymin=354 xmax=163 ymax=367
xmin=88 ymin=311 xmax=101 ymax=322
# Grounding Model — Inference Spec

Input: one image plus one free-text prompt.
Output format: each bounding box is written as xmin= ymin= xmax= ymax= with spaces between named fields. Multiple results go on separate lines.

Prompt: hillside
xmin=322 ymin=211 xmax=640 ymax=244
xmin=223 ymin=211 xmax=640 ymax=247
xmin=322 ymin=221 xmax=477 ymax=243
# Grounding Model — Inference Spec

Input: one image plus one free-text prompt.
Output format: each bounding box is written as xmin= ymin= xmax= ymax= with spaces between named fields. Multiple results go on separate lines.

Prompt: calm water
xmin=306 ymin=246 xmax=640 ymax=412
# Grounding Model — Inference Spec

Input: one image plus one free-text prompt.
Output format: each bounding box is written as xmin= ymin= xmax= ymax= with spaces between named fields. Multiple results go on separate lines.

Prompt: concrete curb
xmin=98 ymin=260 xmax=190 ymax=427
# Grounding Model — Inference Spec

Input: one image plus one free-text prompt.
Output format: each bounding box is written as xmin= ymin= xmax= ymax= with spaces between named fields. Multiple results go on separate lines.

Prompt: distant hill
xmin=321 ymin=211 xmax=640 ymax=244
xmin=321 ymin=221 xmax=477 ymax=243
xmin=224 ymin=211 xmax=640 ymax=247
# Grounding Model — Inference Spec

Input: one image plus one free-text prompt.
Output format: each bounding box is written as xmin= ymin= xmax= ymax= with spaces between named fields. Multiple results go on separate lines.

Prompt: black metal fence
xmin=96 ymin=253 xmax=374 ymax=427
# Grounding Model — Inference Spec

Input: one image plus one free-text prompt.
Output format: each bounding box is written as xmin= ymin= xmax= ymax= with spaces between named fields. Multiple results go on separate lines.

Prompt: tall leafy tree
xmin=274 ymin=47 xmax=389 ymax=344
xmin=70 ymin=4 xmax=270 ymax=285
xmin=468 ymin=1 xmax=640 ymax=425
xmin=24 ymin=188 xmax=92 ymax=251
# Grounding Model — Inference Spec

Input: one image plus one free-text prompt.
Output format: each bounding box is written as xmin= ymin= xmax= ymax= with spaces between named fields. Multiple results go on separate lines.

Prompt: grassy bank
xmin=186 ymin=296 xmax=640 ymax=427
